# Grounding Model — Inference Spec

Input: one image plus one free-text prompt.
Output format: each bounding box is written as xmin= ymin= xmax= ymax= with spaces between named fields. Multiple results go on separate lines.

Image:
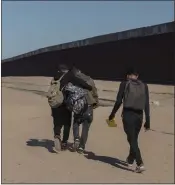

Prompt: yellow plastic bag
xmin=106 ymin=119 xmax=117 ymax=127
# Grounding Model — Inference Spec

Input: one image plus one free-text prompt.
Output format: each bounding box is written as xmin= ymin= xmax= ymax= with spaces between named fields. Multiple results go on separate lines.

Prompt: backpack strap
xmin=59 ymin=73 xmax=66 ymax=82
xmin=124 ymin=80 xmax=131 ymax=93
xmin=50 ymin=73 xmax=66 ymax=85
xmin=59 ymin=73 xmax=68 ymax=91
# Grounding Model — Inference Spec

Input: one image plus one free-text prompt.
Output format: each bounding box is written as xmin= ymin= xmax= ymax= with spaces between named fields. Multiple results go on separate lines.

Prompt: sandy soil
xmin=2 ymin=77 xmax=174 ymax=183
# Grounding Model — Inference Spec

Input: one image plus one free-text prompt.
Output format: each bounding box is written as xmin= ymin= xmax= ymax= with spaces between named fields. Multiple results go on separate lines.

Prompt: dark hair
xmin=126 ymin=68 xmax=139 ymax=76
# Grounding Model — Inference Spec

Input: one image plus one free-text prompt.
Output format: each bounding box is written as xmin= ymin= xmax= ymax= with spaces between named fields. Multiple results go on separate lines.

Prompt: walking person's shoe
xmin=135 ymin=164 xmax=145 ymax=173
xmin=54 ymin=135 xmax=62 ymax=152
xmin=126 ymin=158 xmax=134 ymax=168
xmin=61 ymin=142 xmax=68 ymax=151
xmin=72 ymin=138 xmax=80 ymax=152
xmin=77 ymin=146 xmax=84 ymax=154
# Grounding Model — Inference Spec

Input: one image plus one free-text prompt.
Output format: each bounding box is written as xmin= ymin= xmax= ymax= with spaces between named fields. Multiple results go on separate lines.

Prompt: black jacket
xmin=109 ymin=80 xmax=150 ymax=128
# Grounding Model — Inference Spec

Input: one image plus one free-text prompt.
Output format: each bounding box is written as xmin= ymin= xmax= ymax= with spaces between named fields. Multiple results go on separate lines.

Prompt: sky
xmin=2 ymin=1 xmax=174 ymax=59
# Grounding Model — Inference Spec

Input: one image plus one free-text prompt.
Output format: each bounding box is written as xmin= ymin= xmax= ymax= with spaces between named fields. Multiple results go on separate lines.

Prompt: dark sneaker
xmin=54 ymin=135 xmax=62 ymax=152
xmin=72 ymin=139 xmax=80 ymax=152
xmin=135 ymin=164 xmax=145 ymax=173
xmin=61 ymin=142 xmax=68 ymax=150
xmin=77 ymin=147 xmax=84 ymax=154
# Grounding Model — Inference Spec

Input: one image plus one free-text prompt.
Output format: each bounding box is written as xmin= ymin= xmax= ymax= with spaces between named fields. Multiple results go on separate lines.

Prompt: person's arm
xmin=144 ymin=84 xmax=150 ymax=129
xmin=109 ymin=81 xmax=126 ymax=120
xmin=72 ymin=75 xmax=92 ymax=91
xmin=60 ymin=70 xmax=92 ymax=91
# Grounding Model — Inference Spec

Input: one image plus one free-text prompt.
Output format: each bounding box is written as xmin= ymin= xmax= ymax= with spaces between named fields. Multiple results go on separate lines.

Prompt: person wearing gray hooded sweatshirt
xmin=108 ymin=68 xmax=150 ymax=173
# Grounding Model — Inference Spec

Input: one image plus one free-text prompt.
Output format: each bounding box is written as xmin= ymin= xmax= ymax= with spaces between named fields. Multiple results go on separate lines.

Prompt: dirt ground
xmin=1 ymin=77 xmax=174 ymax=183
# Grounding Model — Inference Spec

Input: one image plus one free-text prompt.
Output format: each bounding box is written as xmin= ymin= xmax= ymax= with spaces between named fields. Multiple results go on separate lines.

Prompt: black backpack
xmin=123 ymin=80 xmax=146 ymax=110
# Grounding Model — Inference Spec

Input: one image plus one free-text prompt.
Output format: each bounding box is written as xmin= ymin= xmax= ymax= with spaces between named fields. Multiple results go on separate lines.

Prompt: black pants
xmin=73 ymin=106 xmax=93 ymax=149
xmin=122 ymin=110 xmax=143 ymax=166
xmin=51 ymin=104 xmax=72 ymax=143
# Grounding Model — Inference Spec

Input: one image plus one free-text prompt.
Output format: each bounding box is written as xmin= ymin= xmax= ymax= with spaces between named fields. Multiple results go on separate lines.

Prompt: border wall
xmin=2 ymin=21 xmax=174 ymax=85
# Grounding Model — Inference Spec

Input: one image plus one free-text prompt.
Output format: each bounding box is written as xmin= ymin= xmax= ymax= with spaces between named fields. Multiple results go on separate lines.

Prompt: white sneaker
xmin=77 ymin=147 xmax=84 ymax=154
xmin=72 ymin=139 xmax=80 ymax=152
xmin=128 ymin=163 xmax=133 ymax=168
xmin=54 ymin=136 xmax=62 ymax=152
xmin=135 ymin=165 xmax=145 ymax=173
xmin=126 ymin=158 xmax=134 ymax=168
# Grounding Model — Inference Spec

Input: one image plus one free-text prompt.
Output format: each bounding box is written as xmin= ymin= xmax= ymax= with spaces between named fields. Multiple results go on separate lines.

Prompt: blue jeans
xmin=73 ymin=106 xmax=93 ymax=149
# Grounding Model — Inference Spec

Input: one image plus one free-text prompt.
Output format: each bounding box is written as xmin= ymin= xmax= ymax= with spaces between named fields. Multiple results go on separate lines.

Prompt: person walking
xmin=72 ymin=70 xmax=99 ymax=154
xmin=108 ymin=68 xmax=150 ymax=173
xmin=47 ymin=65 xmax=72 ymax=152
xmin=60 ymin=66 xmax=98 ymax=154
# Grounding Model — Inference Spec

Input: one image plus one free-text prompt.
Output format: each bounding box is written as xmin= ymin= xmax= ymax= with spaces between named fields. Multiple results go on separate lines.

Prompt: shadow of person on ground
xmin=26 ymin=139 xmax=72 ymax=153
xmin=26 ymin=139 xmax=57 ymax=153
xmin=83 ymin=151 xmax=134 ymax=172
xmin=149 ymin=129 xmax=174 ymax=136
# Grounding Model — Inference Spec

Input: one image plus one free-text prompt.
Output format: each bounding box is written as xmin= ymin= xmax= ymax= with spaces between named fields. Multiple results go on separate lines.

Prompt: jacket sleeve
xmin=144 ymin=84 xmax=150 ymax=127
xmin=71 ymin=75 xmax=92 ymax=91
xmin=109 ymin=81 xmax=126 ymax=118
xmin=60 ymin=70 xmax=92 ymax=91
